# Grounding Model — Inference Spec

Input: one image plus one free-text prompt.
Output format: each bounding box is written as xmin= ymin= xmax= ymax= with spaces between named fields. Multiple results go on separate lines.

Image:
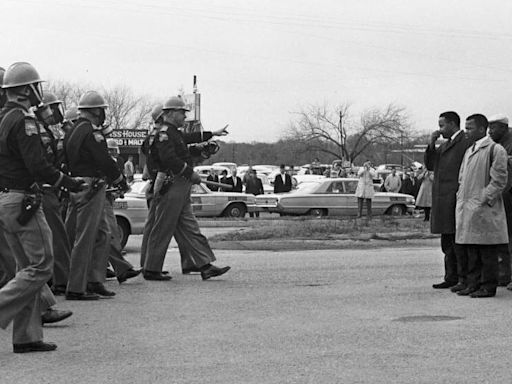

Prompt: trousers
xmin=42 ymin=189 xmax=71 ymax=287
xmin=144 ymin=177 xmax=215 ymax=273
xmin=465 ymin=244 xmax=500 ymax=292
xmin=66 ymin=182 xmax=109 ymax=293
xmin=0 ymin=192 xmax=53 ymax=344
xmin=105 ymin=198 xmax=133 ymax=275
xmin=441 ymin=234 xmax=466 ymax=284
xmin=140 ymin=194 xmax=157 ymax=269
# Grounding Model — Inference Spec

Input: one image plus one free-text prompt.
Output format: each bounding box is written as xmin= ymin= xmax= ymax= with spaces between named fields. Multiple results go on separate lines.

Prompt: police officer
xmin=143 ymin=96 xmax=230 ymax=281
xmin=36 ymin=93 xmax=73 ymax=295
xmin=0 ymin=62 xmax=85 ymax=353
xmin=105 ymin=138 xmax=141 ymax=283
xmin=65 ymin=91 xmax=127 ymax=300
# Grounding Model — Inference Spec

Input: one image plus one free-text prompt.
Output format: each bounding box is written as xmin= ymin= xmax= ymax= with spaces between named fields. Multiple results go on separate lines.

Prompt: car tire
xmin=309 ymin=208 xmax=326 ymax=217
xmin=388 ymin=204 xmax=405 ymax=216
xmin=223 ymin=203 xmax=247 ymax=218
xmin=116 ymin=216 xmax=130 ymax=249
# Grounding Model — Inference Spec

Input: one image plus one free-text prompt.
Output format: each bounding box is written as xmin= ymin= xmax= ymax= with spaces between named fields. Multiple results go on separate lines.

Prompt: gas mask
xmin=34 ymin=104 xmax=53 ymax=125
xmin=48 ymin=103 xmax=65 ymax=125
xmin=27 ymin=83 xmax=44 ymax=107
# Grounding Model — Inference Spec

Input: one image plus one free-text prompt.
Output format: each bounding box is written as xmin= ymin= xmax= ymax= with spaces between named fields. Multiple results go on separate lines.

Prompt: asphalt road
xmin=2 ymin=233 xmax=512 ymax=383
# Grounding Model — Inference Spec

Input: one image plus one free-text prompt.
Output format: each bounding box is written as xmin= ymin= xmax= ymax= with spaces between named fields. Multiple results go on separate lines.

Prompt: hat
xmin=488 ymin=114 xmax=509 ymax=125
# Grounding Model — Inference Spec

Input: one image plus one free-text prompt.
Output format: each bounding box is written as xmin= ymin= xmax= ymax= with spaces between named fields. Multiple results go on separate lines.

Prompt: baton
xmin=204 ymin=180 xmax=233 ymax=190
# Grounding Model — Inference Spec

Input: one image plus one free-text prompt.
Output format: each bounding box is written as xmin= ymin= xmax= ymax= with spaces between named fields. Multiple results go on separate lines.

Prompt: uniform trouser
xmin=66 ymin=184 xmax=110 ymax=293
xmin=465 ymin=244 xmax=500 ymax=292
xmin=0 ymin=192 xmax=53 ymax=344
xmin=105 ymin=198 xmax=133 ymax=276
xmin=440 ymin=234 xmax=465 ymax=284
xmin=498 ymin=192 xmax=512 ymax=284
xmin=42 ymin=189 xmax=71 ymax=287
xmin=140 ymin=196 xmax=157 ymax=269
xmin=144 ymin=177 xmax=215 ymax=273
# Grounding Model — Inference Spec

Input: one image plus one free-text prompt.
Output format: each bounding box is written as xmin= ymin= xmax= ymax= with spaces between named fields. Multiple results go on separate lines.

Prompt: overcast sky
xmin=3 ymin=0 xmax=512 ymax=142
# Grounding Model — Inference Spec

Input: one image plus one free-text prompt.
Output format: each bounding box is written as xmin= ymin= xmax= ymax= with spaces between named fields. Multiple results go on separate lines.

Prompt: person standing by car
xmin=206 ymin=168 xmax=219 ymax=191
xmin=274 ymin=164 xmax=292 ymax=193
xmin=384 ymin=167 xmax=401 ymax=192
xmin=223 ymin=168 xmax=242 ymax=193
xmin=425 ymin=111 xmax=472 ymax=291
xmin=143 ymin=96 xmax=230 ymax=281
xmin=245 ymin=169 xmax=263 ymax=218
xmin=415 ymin=169 xmax=434 ymax=221
xmin=355 ymin=161 xmax=376 ymax=219
xmin=124 ymin=155 xmax=134 ymax=183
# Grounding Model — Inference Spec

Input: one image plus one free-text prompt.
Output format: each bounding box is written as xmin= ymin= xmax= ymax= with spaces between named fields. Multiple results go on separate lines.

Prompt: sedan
xmin=114 ymin=180 xmax=257 ymax=247
xmin=255 ymin=178 xmax=415 ymax=217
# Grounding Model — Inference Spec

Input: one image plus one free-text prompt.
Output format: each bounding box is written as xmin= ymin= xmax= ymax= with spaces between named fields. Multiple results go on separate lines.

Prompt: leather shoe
xmin=87 ymin=282 xmax=116 ymax=297
xmin=143 ymin=271 xmax=172 ymax=281
xmin=117 ymin=268 xmax=141 ymax=284
xmin=201 ymin=264 xmax=231 ymax=280
xmin=432 ymin=281 xmax=456 ymax=289
xmin=65 ymin=291 xmax=100 ymax=301
xmin=106 ymin=268 xmax=116 ymax=278
xmin=42 ymin=308 xmax=73 ymax=324
xmin=182 ymin=266 xmax=201 ymax=275
xmin=13 ymin=341 xmax=57 ymax=353
xmin=470 ymin=288 xmax=496 ymax=298
xmin=457 ymin=287 xmax=477 ymax=296
xmin=450 ymin=283 xmax=467 ymax=293
xmin=51 ymin=285 xmax=67 ymax=296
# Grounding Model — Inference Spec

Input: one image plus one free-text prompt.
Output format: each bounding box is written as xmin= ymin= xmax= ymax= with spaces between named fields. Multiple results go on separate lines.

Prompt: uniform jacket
xmin=415 ymin=171 xmax=433 ymax=208
xmin=355 ymin=167 xmax=376 ymax=199
xmin=274 ymin=173 xmax=292 ymax=193
xmin=425 ymin=130 xmax=472 ymax=234
xmin=150 ymin=122 xmax=212 ymax=179
xmin=456 ymin=136 xmax=508 ymax=244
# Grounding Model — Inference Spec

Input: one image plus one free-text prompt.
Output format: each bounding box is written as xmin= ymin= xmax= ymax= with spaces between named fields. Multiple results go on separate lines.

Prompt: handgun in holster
xmin=153 ymin=171 xmax=175 ymax=196
xmin=84 ymin=178 xmax=106 ymax=201
xmin=17 ymin=183 xmax=42 ymax=226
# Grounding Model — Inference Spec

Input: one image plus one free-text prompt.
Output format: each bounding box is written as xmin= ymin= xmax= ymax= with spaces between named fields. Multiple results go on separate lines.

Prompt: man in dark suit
xmin=222 ymin=169 xmax=242 ymax=192
xmin=274 ymin=164 xmax=292 ymax=193
xmin=425 ymin=111 xmax=472 ymax=291
xmin=206 ymin=168 xmax=219 ymax=191
xmin=245 ymin=170 xmax=264 ymax=217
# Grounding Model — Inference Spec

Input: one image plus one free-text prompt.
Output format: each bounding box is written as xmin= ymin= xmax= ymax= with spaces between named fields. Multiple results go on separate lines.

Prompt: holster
xmin=84 ymin=178 xmax=106 ymax=201
xmin=154 ymin=171 xmax=175 ymax=196
xmin=16 ymin=183 xmax=42 ymax=226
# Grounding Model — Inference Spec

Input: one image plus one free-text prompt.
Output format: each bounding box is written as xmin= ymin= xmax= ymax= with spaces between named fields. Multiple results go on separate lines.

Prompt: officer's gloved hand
xmin=62 ymin=176 xmax=88 ymax=193
xmin=190 ymin=172 xmax=202 ymax=185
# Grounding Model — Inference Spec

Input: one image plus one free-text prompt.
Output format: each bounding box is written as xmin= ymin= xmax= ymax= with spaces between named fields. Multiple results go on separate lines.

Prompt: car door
xmin=191 ymin=184 xmax=215 ymax=216
xmin=343 ymin=180 xmax=360 ymax=216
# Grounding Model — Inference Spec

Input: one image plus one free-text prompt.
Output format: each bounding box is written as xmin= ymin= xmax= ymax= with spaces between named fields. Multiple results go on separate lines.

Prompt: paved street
xmin=2 ymin=233 xmax=512 ymax=384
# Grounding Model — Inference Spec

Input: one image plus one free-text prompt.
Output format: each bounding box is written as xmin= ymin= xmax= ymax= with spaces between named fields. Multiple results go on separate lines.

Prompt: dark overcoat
xmin=425 ymin=131 xmax=472 ymax=234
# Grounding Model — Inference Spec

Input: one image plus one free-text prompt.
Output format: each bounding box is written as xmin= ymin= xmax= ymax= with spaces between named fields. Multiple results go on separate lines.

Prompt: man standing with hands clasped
xmin=425 ymin=111 xmax=472 ymax=291
xmin=455 ymin=114 xmax=508 ymax=298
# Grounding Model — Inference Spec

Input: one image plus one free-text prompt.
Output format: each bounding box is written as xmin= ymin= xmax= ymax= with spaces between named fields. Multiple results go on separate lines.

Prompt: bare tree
xmin=45 ymin=79 xmax=87 ymax=110
xmin=287 ymin=103 xmax=409 ymax=164
xmin=103 ymin=85 xmax=152 ymax=130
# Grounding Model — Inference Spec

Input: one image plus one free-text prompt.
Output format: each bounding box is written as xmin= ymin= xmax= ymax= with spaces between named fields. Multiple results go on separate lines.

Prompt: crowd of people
xmin=0 ymin=62 xmax=230 ymax=353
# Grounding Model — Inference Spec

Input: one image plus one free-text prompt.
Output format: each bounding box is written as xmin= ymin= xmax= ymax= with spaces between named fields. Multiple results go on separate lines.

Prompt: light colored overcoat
xmin=456 ymin=136 xmax=509 ymax=244
xmin=355 ymin=168 xmax=376 ymax=199
xmin=416 ymin=170 xmax=433 ymax=208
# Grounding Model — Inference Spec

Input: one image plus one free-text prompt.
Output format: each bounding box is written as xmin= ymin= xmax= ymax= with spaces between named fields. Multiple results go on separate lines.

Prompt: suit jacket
xmin=222 ymin=176 xmax=243 ymax=192
xmin=245 ymin=177 xmax=264 ymax=195
xmin=274 ymin=173 xmax=292 ymax=193
xmin=425 ymin=130 xmax=472 ymax=234
xmin=206 ymin=174 xmax=219 ymax=191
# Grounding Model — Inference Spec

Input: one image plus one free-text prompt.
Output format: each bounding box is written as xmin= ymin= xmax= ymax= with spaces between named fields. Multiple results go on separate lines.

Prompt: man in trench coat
xmin=455 ymin=114 xmax=508 ymax=298
xmin=425 ymin=111 xmax=472 ymax=290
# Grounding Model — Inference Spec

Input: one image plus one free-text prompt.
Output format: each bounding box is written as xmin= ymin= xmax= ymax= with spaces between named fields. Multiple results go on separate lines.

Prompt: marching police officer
xmin=65 ymin=91 xmax=127 ymax=300
xmin=143 ymin=96 xmax=230 ymax=281
xmin=37 ymin=93 xmax=73 ymax=295
xmin=0 ymin=62 xmax=85 ymax=353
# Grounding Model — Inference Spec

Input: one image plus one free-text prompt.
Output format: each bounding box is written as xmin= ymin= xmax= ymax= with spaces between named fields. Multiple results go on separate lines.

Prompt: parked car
xmin=113 ymin=180 xmax=257 ymax=247
xmin=254 ymin=178 xmax=415 ymax=217
xmin=194 ymin=165 xmax=231 ymax=181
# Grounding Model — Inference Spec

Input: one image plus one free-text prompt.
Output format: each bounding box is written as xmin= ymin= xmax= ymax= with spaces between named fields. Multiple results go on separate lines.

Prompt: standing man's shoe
xmin=470 ymin=288 xmax=496 ymax=298
xmin=13 ymin=341 xmax=57 ymax=353
xmin=86 ymin=282 xmax=116 ymax=297
xmin=432 ymin=281 xmax=456 ymax=289
xmin=143 ymin=270 xmax=172 ymax=281
xmin=42 ymin=308 xmax=73 ymax=324
xmin=201 ymin=264 xmax=231 ymax=280
xmin=117 ymin=268 xmax=141 ymax=284
xmin=450 ymin=283 xmax=466 ymax=293
xmin=457 ymin=287 xmax=477 ymax=296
